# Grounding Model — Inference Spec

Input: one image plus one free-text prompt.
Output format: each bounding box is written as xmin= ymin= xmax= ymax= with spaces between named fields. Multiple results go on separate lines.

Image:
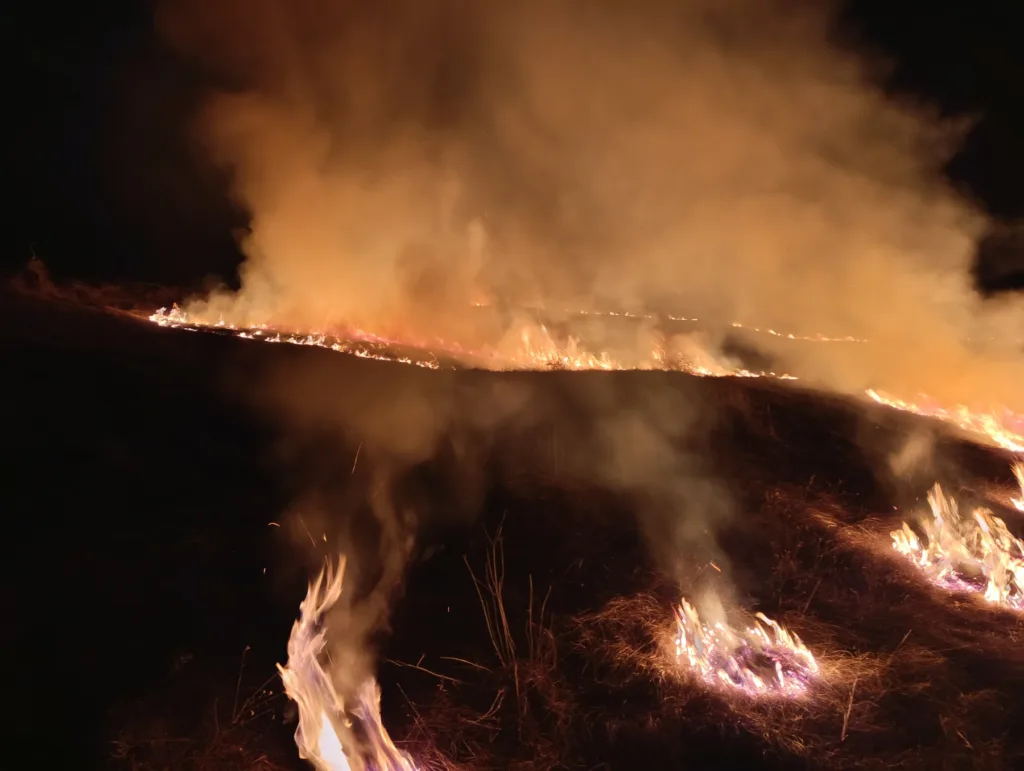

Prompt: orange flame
xmin=675 ymin=597 xmax=818 ymax=697
xmin=865 ymin=390 xmax=1024 ymax=454
xmin=278 ymin=558 xmax=417 ymax=771
xmin=147 ymin=306 xmax=1024 ymax=452
xmin=1012 ymin=462 xmax=1024 ymax=512
xmin=892 ymin=482 xmax=1024 ymax=610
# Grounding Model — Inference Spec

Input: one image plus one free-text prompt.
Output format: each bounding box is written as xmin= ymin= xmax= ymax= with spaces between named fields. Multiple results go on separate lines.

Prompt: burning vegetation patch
xmin=142 ymin=300 xmax=1024 ymax=456
xmin=892 ymin=482 xmax=1024 ymax=610
xmin=675 ymin=598 xmax=819 ymax=697
xmin=13 ymin=263 xmax=1024 ymax=454
xmin=278 ymin=558 xmax=418 ymax=771
xmin=30 ymin=261 xmax=1024 ymax=769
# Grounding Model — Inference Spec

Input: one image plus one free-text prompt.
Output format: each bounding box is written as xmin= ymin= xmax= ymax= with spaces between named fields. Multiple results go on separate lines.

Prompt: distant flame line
xmin=147 ymin=306 xmax=1024 ymax=453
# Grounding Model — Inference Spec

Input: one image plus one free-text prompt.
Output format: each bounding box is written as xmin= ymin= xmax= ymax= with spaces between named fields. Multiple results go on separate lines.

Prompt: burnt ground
xmin=5 ymin=288 xmax=1024 ymax=771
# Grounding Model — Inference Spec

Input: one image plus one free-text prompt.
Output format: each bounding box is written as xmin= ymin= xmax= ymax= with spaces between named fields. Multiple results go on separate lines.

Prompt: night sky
xmin=7 ymin=0 xmax=1024 ymax=287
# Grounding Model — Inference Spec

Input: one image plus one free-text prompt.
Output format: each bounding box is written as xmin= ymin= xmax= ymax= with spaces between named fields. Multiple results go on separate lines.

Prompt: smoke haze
xmin=156 ymin=0 xmax=1024 ymax=731
xmin=157 ymin=0 xmax=1024 ymax=411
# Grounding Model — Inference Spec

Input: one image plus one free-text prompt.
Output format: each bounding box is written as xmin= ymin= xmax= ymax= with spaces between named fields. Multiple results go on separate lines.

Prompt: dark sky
xmin=6 ymin=0 xmax=1024 ymax=287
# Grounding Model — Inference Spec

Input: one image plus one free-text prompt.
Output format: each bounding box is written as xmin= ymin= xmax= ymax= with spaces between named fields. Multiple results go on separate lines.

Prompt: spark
xmin=674 ymin=597 xmax=819 ymax=697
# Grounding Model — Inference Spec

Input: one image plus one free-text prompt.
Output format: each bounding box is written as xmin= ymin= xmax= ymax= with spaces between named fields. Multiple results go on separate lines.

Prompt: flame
xmin=278 ymin=558 xmax=417 ymax=771
xmin=1012 ymin=462 xmax=1024 ymax=513
xmin=865 ymin=390 xmax=1024 ymax=454
xmin=891 ymin=483 xmax=1024 ymax=611
xmin=146 ymin=306 xmax=1024 ymax=451
xmin=152 ymin=306 xmax=442 ymax=370
xmin=674 ymin=597 xmax=819 ymax=697
xmin=146 ymin=305 xmax=797 ymax=377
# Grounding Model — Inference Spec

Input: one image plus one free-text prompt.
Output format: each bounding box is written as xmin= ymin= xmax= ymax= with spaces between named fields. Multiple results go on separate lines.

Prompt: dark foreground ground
xmin=5 ymin=288 xmax=1024 ymax=770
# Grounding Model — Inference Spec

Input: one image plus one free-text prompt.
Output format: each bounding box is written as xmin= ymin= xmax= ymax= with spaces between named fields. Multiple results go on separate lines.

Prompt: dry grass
xmin=87 ymin=306 xmax=1024 ymax=770
xmin=110 ymin=710 xmax=292 ymax=771
xmin=403 ymin=479 xmax=1022 ymax=770
xmin=105 ymin=501 xmax=1023 ymax=768
xmin=396 ymin=523 xmax=573 ymax=771
xmin=9 ymin=256 xmax=184 ymax=315
xmin=109 ymin=652 xmax=295 ymax=771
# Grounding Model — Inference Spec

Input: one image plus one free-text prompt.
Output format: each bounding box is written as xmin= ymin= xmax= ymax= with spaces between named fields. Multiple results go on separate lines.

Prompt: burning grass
xmin=13 ymin=263 xmax=1024 ymax=452
xmin=568 ymin=487 xmax=1022 ymax=769
xmin=892 ymin=482 xmax=1024 ymax=611
xmin=142 ymin=303 xmax=1024 ymax=456
xmin=54 ymin=285 xmax=1024 ymax=769
xmin=674 ymin=597 xmax=819 ymax=697
xmin=278 ymin=558 xmax=418 ymax=771
xmin=145 ymin=304 xmax=751 ymax=378
xmin=104 ymin=453 xmax=1024 ymax=770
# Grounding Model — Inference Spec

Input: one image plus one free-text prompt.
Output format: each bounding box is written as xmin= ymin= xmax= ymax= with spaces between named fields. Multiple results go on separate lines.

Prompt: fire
xmin=865 ymin=390 xmax=1024 ymax=454
xmin=1012 ymin=462 xmax=1024 ymax=512
xmin=151 ymin=306 xmax=442 ymax=370
xmin=146 ymin=306 xmax=1024 ymax=452
xmin=278 ymin=558 xmax=417 ymax=771
xmin=147 ymin=305 xmax=796 ymax=377
xmin=891 ymin=483 xmax=1024 ymax=611
xmin=674 ymin=597 xmax=819 ymax=697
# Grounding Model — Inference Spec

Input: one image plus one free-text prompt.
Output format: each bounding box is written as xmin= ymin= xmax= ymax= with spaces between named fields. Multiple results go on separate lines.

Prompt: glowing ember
xmin=278 ymin=558 xmax=417 ymax=771
xmin=674 ymin=598 xmax=818 ymax=697
xmin=892 ymin=483 xmax=1024 ymax=611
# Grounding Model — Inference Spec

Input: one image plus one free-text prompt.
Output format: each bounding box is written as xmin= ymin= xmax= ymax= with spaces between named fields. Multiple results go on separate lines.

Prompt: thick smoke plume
xmin=244 ymin=347 xmax=731 ymax=705
xmin=156 ymin=0 xmax=1024 ymax=738
xmin=160 ymin=0 xmax=1024 ymax=411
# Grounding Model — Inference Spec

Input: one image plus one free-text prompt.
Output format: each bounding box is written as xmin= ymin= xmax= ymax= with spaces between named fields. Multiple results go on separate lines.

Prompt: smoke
xmin=157 ymin=0 xmax=1024 ymax=412
xmin=155 ymin=0 xmax=1024 ymax=730
xmin=888 ymin=431 xmax=937 ymax=482
xmin=245 ymin=345 xmax=731 ymax=701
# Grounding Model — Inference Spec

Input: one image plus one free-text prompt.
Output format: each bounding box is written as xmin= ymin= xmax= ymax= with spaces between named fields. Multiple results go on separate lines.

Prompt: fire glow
xmin=147 ymin=305 xmax=1024 ymax=453
xmin=1012 ymin=462 xmax=1024 ymax=512
xmin=674 ymin=598 xmax=819 ymax=697
xmin=865 ymin=390 xmax=1024 ymax=454
xmin=146 ymin=305 xmax=792 ymax=378
xmin=278 ymin=558 xmax=417 ymax=771
xmin=892 ymin=483 xmax=1024 ymax=611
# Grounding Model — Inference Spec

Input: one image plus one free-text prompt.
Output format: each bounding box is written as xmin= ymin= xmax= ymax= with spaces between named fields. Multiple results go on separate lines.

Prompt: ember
xmin=892 ymin=483 xmax=1024 ymax=611
xmin=278 ymin=558 xmax=417 ymax=771
xmin=675 ymin=598 xmax=819 ymax=697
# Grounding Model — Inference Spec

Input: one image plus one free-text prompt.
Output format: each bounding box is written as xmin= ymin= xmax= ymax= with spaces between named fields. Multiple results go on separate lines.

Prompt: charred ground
xmin=5 ymin=289 xmax=1023 ymax=770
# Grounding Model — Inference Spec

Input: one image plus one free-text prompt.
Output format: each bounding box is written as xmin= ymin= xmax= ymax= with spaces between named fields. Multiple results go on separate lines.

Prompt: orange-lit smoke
xmin=156 ymin=0 xmax=1024 ymax=413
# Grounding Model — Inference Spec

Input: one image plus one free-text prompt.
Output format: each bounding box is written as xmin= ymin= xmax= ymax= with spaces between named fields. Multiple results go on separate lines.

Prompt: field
xmin=7 ymin=287 xmax=1023 ymax=770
